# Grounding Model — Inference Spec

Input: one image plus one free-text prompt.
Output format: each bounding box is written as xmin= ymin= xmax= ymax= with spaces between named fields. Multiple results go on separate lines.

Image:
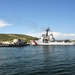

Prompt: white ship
xmin=31 ymin=28 xmax=75 ymax=45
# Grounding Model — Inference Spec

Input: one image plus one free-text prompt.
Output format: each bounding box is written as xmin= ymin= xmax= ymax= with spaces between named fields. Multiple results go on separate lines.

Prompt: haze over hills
xmin=0 ymin=34 xmax=38 ymax=43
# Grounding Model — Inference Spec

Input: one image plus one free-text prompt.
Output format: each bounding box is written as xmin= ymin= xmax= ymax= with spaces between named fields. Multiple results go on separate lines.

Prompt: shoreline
xmin=0 ymin=44 xmax=30 ymax=47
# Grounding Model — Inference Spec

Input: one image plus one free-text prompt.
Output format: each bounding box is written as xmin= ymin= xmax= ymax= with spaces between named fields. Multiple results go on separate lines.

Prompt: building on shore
xmin=0 ymin=39 xmax=27 ymax=47
xmin=12 ymin=39 xmax=26 ymax=45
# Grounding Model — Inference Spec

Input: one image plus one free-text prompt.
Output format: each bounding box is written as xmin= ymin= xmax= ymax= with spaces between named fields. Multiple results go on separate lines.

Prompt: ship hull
xmin=31 ymin=41 xmax=75 ymax=46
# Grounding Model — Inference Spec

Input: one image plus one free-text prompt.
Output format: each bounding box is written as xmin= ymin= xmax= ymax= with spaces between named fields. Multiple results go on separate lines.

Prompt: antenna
xmin=46 ymin=27 xmax=50 ymax=32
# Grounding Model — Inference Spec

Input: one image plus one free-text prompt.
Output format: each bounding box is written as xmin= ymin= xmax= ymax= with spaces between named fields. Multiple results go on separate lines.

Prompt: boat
xmin=31 ymin=27 xmax=75 ymax=45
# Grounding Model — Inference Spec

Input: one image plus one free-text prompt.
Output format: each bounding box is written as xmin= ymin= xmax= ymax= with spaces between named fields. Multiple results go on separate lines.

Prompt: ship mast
xmin=46 ymin=27 xmax=55 ymax=42
xmin=46 ymin=27 xmax=50 ymax=37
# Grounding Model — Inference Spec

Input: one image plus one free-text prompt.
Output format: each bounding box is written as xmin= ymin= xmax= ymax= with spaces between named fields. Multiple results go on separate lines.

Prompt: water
xmin=0 ymin=46 xmax=75 ymax=75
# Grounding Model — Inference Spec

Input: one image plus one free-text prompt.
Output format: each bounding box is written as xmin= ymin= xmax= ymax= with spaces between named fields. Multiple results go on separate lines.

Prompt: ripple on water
xmin=0 ymin=46 xmax=75 ymax=75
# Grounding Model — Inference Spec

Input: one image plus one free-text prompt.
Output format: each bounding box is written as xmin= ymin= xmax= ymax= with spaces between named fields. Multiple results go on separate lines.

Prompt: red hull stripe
xmin=33 ymin=40 xmax=37 ymax=45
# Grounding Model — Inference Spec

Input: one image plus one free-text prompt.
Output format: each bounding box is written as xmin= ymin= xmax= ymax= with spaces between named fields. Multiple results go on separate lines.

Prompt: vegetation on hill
xmin=0 ymin=34 xmax=38 ymax=43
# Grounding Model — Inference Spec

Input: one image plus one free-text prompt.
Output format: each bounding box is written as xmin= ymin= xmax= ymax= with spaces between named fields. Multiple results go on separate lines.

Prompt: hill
xmin=0 ymin=34 xmax=38 ymax=43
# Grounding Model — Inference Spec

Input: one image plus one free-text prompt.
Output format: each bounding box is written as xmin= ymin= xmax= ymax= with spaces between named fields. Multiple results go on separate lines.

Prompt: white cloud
xmin=0 ymin=20 xmax=13 ymax=27
xmin=53 ymin=32 xmax=75 ymax=40
xmin=27 ymin=31 xmax=75 ymax=40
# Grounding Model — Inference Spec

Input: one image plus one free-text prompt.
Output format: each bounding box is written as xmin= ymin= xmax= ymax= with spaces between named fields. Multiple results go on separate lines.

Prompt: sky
xmin=0 ymin=0 xmax=75 ymax=40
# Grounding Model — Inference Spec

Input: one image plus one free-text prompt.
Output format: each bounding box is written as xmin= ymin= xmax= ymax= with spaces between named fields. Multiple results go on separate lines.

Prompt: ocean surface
xmin=0 ymin=45 xmax=75 ymax=75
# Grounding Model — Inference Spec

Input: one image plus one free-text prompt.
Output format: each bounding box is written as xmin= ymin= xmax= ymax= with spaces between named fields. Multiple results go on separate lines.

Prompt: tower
xmin=46 ymin=27 xmax=50 ymax=37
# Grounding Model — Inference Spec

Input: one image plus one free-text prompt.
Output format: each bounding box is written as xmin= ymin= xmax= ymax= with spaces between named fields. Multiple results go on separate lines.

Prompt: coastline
xmin=0 ymin=44 xmax=30 ymax=47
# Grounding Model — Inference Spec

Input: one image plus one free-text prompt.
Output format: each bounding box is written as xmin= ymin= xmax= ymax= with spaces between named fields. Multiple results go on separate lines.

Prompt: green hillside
xmin=0 ymin=34 xmax=38 ymax=43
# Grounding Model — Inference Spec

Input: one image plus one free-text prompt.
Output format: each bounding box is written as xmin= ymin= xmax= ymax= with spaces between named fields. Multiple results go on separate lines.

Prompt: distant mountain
xmin=0 ymin=34 xmax=38 ymax=43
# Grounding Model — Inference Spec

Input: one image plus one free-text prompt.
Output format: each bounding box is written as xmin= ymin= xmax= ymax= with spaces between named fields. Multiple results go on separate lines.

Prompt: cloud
xmin=27 ymin=31 xmax=75 ymax=40
xmin=53 ymin=32 xmax=75 ymax=40
xmin=0 ymin=20 xmax=13 ymax=27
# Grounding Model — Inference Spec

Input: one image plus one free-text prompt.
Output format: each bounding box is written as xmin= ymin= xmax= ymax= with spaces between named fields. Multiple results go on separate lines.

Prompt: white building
xmin=12 ymin=39 xmax=25 ymax=45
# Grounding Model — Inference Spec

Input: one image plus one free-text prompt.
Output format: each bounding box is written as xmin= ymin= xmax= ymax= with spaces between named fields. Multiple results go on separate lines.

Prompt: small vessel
xmin=31 ymin=28 xmax=75 ymax=45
